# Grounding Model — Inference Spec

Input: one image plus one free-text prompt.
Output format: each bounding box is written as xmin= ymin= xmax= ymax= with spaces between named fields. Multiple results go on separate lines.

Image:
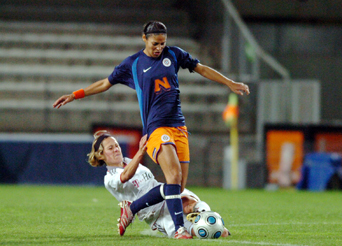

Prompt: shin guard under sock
xmin=164 ymin=184 xmax=184 ymax=231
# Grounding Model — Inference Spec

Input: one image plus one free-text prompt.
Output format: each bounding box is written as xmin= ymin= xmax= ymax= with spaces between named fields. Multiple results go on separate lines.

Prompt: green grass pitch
xmin=1 ymin=185 xmax=341 ymax=246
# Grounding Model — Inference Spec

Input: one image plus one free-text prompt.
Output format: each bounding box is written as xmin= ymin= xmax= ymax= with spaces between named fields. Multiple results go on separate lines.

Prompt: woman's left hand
xmin=229 ymin=81 xmax=250 ymax=96
xmin=193 ymin=63 xmax=250 ymax=96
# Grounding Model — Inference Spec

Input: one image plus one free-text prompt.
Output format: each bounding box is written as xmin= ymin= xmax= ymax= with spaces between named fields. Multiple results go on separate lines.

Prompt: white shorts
xmin=142 ymin=188 xmax=199 ymax=237
xmin=146 ymin=202 xmax=193 ymax=237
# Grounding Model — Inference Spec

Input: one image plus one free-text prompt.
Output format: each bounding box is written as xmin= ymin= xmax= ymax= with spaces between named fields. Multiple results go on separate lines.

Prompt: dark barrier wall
xmin=0 ymin=134 xmax=129 ymax=185
xmin=264 ymin=123 xmax=342 ymax=189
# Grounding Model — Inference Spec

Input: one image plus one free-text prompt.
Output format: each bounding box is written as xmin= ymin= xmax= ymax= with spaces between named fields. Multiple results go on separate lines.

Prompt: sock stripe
xmin=160 ymin=184 xmax=165 ymax=199
xmin=165 ymin=194 xmax=181 ymax=200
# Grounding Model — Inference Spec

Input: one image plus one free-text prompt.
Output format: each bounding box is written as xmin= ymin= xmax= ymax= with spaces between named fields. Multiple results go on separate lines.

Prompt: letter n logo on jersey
xmin=154 ymin=77 xmax=171 ymax=94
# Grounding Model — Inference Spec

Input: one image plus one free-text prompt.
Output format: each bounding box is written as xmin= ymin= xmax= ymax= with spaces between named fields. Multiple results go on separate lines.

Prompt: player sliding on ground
xmin=54 ymin=21 xmax=249 ymax=239
xmin=87 ymin=131 xmax=230 ymax=238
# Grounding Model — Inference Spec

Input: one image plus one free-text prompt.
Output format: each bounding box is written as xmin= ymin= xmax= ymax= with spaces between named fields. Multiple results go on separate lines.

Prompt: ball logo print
xmin=193 ymin=211 xmax=225 ymax=239
xmin=162 ymin=58 xmax=171 ymax=67
xmin=161 ymin=135 xmax=170 ymax=142
xmin=198 ymin=227 xmax=209 ymax=238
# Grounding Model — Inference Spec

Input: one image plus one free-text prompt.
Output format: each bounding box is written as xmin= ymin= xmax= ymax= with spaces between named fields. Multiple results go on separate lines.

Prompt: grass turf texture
xmin=0 ymin=185 xmax=341 ymax=246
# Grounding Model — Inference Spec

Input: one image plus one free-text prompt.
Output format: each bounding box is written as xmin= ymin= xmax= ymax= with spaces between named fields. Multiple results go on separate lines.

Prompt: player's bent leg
xmin=157 ymin=147 xmax=192 ymax=238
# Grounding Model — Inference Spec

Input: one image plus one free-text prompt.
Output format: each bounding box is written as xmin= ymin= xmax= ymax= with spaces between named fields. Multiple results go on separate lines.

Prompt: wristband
xmin=73 ymin=89 xmax=85 ymax=99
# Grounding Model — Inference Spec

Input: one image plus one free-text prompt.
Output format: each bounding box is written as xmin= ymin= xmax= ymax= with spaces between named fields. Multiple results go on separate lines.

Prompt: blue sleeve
xmin=171 ymin=46 xmax=200 ymax=73
xmin=108 ymin=59 xmax=135 ymax=89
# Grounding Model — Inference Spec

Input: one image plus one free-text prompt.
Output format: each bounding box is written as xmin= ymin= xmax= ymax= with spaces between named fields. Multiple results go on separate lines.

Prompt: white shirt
xmin=104 ymin=157 xmax=163 ymax=221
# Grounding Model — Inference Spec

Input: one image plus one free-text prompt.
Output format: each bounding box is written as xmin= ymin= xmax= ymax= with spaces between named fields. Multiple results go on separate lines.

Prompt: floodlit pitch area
xmin=1 ymin=185 xmax=341 ymax=246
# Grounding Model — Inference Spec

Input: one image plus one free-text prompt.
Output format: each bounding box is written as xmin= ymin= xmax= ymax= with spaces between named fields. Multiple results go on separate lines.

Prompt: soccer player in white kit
xmin=87 ymin=130 xmax=230 ymax=238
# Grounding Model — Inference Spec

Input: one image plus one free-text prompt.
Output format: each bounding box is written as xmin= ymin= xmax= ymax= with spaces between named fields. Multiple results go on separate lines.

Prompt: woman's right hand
xmin=53 ymin=78 xmax=112 ymax=109
xmin=120 ymin=134 xmax=148 ymax=183
xmin=139 ymin=135 xmax=148 ymax=154
xmin=53 ymin=94 xmax=75 ymax=109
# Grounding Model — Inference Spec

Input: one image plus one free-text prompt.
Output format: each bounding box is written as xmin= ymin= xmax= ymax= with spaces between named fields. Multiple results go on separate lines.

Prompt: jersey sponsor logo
xmin=154 ymin=77 xmax=171 ymax=94
xmin=143 ymin=67 xmax=152 ymax=73
xmin=142 ymin=172 xmax=153 ymax=181
xmin=131 ymin=172 xmax=153 ymax=188
xmin=162 ymin=58 xmax=171 ymax=67
xmin=132 ymin=179 xmax=139 ymax=188
xmin=161 ymin=135 xmax=171 ymax=142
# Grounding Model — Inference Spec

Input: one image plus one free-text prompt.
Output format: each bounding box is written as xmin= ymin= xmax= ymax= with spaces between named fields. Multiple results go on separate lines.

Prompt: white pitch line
xmin=230 ymin=221 xmax=342 ymax=227
xmin=218 ymin=240 xmax=308 ymax=246
xmin=140 ymin=229 xmax=308 ymax=246
xmin=140 ymin=229 xmax=165 ymax=238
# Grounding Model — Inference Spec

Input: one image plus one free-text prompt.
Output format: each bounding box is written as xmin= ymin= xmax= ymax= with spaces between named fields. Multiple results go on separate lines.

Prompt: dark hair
xmin=143 ymin=21 xmax=167 ymax=38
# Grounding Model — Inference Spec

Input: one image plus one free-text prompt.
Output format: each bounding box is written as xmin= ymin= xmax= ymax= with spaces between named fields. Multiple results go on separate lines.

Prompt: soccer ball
xmin=193 ymin=211 xmax=225 ymax=239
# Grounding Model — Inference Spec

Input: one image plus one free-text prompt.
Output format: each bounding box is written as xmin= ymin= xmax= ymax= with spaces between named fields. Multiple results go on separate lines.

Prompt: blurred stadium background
xmin=0 ymin=0 xmax=341 ymax=189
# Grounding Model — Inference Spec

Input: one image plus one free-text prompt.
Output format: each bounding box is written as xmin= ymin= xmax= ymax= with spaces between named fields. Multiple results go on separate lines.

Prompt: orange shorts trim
xmin=146 ymin=126 xmax=190 ymax=164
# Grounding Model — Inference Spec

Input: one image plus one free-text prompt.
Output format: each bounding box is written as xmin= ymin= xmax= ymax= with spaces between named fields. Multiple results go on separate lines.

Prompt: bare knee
xmin=166 ymin=166 xmax=182 ymax=184
xmin=157 ymin=145 xmax=182 ymax=185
